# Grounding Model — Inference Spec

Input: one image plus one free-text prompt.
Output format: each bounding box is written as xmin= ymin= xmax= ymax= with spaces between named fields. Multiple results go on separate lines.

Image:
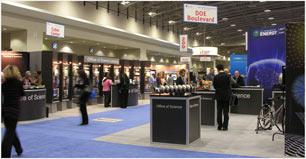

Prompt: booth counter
xmin=19 ymin=89 xmax=46 ymax=121
xmin=150 ymin=94 xmax=201 ymax=145
xmin=195 ymin=90 xmax=217 ymax=126
xmin=111 ymin=84 xmax=139 ymax=107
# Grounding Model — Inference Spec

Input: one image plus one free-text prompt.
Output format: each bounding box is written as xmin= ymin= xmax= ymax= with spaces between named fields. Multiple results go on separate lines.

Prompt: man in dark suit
xmin=233 ymin=71 xmax=245 ymax=86
xmin=176 ymin=69 xmax=186 ymax=85
xmin=213 ymin=64 xmax=232 ymax=131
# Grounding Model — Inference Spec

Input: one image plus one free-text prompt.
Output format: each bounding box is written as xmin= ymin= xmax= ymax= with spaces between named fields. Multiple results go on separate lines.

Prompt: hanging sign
xmin=84 ymin=56 xmax=119 ymax=64
xmin=193 ymin=47 xmax=218 ymax=56
xmin=200 ymin=56 xmax=212 ymax=61
xmin=180 ymin=57 xmax=191 ymax=63
xmin=180 ymin=35 xmax=188 ymax=52
xmin=46 ymin=22 xmax=65 ymax=38
xmin=184 ymin=4 xmax=218 ymax=24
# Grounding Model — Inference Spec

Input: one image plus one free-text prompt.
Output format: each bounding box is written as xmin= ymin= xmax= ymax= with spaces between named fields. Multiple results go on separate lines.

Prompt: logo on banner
xmin=180 ymin=57 xmax=191 ymax=63
xmin=184 ymin=3 xmax=218 ymax=24
xmin=180 ymin=35 xmax=188 ymax=52
xmin=192 ymin=47 xmax=218 ymax=56
xmin=253 ymin=30 xmax=259 ymax=37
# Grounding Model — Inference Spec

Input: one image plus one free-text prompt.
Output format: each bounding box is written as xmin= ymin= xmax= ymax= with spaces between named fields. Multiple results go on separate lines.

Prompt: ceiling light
xmin=184 ymin=27 xmax=191 ymax=31
xmin=264 ymin=9 xmax=271 ymax=13
xmin=121 ymin=1 xmax=130 ymax=5
xmin=259 ymin=0 xmax=266 ymax=2
xmin=221 ymin=43 xmax=226 ymax=46
xmin=242 ymin=33 xmax=246 ymax=36
xmin=268 ymin=17 xmax=274 ymax=20
xmin=82 ymin=41 xmax=86 ymax=43
xmin=148 ymin=12 xmax=156 ymax=17
xmin=206 ymin=36 xmax=211 ymax=39
xmin=97 ymin=43 xmax=100 ymax=45
xmin=196 ymin=32 xmax=203 ymax=36
xmin=104 ymin=46 xmax=106 ymax=48
xmin=237 ymin=29 xmax=243 ymax=32
xmin=222 ymin=17 xmax=229 ymax=21
xmin=44 ymin=38 xmax=48 ymax=40
xmin=3 ymin=28 xmax=7 ymax=31
xmin=168 ymin=20 xmax=175 ymax=24
xmin=230 ymin=24 xmax=236 ymax=27
xmin=70 ymin=41 xmax=73 ymax=44
xmin=271 ymin=23 xmax=277 ymax=26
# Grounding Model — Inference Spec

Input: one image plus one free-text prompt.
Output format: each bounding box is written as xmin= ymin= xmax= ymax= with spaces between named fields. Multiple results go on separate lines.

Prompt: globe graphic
xmin=247 ymin=59 xmax=285 ymax=89
xmin=292 ymin=75 xmax=305 ymax=108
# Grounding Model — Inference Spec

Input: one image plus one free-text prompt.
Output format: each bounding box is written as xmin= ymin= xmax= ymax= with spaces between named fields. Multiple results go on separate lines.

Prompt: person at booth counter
xmin=206 ymin=68 xmax=215 ymax=81
xmin=213 ymin=64 xmax=232 ymax=131
xmin=167 ymin=74 xmax=174 ymax=85
xmin=176 ymin=69 xmax=186 ymax=85
xmin=75 ymin=70 xmax=90 ymax=125
xmin=102 ymin=72 xmax=113 ymax=108
xmin=119 ymin=73 xmax=130 ymax=108
xmin=31 ymin=71 xmax=42 ymax=86
xmin=2 ymin=65 xmax=24 ymax=158
xmin=156 ymin=73 xmax=162 ymax=87
xmin=234 ymin=71 xmax=245 ymax=86
xmin=23 ymin=71 xmax=32 ymax=86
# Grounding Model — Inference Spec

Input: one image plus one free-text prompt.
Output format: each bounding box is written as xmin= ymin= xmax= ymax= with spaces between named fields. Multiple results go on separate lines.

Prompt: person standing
xmin=176 ymin=69 xmax=186 ymax=85
xmin=75 ymin=70 xmax=90 ymax=125
xmin=213 ymin=64 xmax=232 ymax=131
xmin=206 ymin=68 xmax=215 ymax=81
xmin=31 ymin=71 xmax=42 ymax=86
xmin=119 ymin=73 xmax=130 ymax=108
xmin=233 ymin=71 xmax=245 ymax=86
xmin=102 ymin=72 xmax=113 ymax=107
xmin=156 ymin=73 xmax=162 ymax=87
xmin=2 ymin=65 xmax=24 ymax=158
xmin=167 ymin=74 xmax=174 ymax=85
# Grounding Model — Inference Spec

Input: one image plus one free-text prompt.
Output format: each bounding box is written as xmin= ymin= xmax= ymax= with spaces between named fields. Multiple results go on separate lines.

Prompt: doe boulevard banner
xmin=247 ymin=25 xmax=285 ymax=101
xmin=184 ymin=3 xmax=217 ymax=24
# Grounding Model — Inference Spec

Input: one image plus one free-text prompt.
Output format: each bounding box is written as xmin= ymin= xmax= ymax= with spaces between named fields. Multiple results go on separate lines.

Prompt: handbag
xmin=90 ymin=89 xmax=96 ymax=99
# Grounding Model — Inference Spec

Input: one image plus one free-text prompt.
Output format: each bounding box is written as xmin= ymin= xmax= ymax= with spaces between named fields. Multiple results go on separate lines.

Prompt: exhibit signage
xmin=180 ymin=57 xmax=191 ymax=63
xmin=52 ymin=42 xmax=58 ymax=50
xmin=46 ymin=22 xmax=65 ymax=38
xmin=1 ymin=51 xmax=29 ymax=76
xmin=230 ymin=55 xmax=247 ymax=83
xmin=89 ymin=48 xmax=94 ymax=54
xmin=192 ymin=47 xmax=218 ymax=56
xmin=84 ymin=56 xmax=119 ymax=64
xmin=200 ymin=56 xmax=212 ymax=61
xmin=183 ymin=3 xmax=217 ymax=24
xmin=180 ymin=35 xmax=188 ymax=52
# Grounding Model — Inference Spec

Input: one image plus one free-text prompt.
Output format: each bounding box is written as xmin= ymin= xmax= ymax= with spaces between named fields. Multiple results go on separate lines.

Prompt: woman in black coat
xmin=75 ymin=70 xmax=91 ymax=125
xmin=119 ymin=73 xmax=130 ymax=108
xmin=2 ymin=65 xmax=24 ymax=158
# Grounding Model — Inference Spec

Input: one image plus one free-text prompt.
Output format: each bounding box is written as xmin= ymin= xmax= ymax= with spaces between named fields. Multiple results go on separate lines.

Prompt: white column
xmin=27 ymin=28 xmax=43 ymax=52
xmin=139 ymin=48 xmax=148 ymax=61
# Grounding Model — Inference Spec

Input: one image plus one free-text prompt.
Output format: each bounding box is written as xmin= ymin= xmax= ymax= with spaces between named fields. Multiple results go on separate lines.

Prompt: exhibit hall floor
xmin=1 ymin=100 xmax=285 ymax=158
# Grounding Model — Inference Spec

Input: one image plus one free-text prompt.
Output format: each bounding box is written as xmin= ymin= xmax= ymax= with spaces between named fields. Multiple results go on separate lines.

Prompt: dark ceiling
xmin=83 ymin=1 xmax=305 ymax=56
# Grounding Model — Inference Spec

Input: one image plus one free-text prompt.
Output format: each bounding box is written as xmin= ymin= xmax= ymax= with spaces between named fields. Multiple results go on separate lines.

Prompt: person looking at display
xmin=176 ymin=69 xmax=186 ymax=85
xmin=206 ymin=68 xmax=215 ymax=81
xmin=2 ymin=65 xmax=24 ymax=158
xmin=156 ymin=73 xmax=162 ymax=87
xmin=75 ymin=70 xmax=90 ymax=125
xmin=102 ymin=72 xmax=113 ymax=108
xmin=31 ymin=71 xmax=42 ymax=86
xmin=234 ymin=70 xmax=245 ymax=86
xmin=23 ymin=71 xmax=32 ymax=86
xmin=213 ymin=64 xmax=232 ymax=131
xmin=119 ymin=73 xmax=130 ymax=108
xmin=167 ymin=74 xmax=174 ymax=85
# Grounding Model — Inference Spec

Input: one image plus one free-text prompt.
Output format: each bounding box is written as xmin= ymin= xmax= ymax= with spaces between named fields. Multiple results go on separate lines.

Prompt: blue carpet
xmin=2 ymin=104 xmax=257 ymax=158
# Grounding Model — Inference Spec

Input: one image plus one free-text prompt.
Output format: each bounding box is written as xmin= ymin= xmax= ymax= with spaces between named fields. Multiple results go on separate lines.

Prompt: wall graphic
xmin=1 ymin=51 xmax=29 ymax=76
xmin=285 ymin=23 xmax=304 ymax=157
xmin=230 ymin=55 xmax=247 ymax=83
xmin=247 ymin=25 xmax=286 ymax=101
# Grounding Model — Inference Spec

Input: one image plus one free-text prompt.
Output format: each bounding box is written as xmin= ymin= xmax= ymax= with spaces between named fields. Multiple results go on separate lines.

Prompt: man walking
xmin=213 ymin=64 xmax=232 ymax=131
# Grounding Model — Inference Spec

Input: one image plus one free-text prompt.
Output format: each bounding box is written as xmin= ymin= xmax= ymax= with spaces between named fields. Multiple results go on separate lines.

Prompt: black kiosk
xmin=150 ymin=94 xmax=201 ymax=145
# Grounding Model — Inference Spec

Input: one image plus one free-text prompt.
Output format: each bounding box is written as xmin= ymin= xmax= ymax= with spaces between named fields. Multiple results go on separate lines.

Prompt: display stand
xmin=195 ymin=90 xmax=217 ymax=126
xmin=230 ymin=87 xmax=264 ymax=115
xmin=150 ymin=94 xmax=201 ymax=145
xmin=111 ymin=84 xmax=139 ymax=107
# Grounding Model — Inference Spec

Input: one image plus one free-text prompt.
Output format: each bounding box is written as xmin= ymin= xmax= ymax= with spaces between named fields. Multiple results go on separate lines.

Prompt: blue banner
xmin=247 ymin=25 xmax=286 ymax=101
xmin=230 ymin=55 xmax=247 ymax=83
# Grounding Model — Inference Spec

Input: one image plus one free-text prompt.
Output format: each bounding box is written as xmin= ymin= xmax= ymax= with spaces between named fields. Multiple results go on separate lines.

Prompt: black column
xmin=42 ymin=51 xmax=53 ymax=103
xmin=68 ymin=54 xmax=73 ymax=100
xmin=140 ymin=61 xmax=145 ymax=94
xmin=58 ymin=53 xmax=63 ymax=102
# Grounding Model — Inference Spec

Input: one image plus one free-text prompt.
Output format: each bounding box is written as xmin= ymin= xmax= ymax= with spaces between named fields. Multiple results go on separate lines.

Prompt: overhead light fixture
xmin=70 ymin=41 xmax=73 ymax=44
xmin=259 ymin=0 xmax=266 ymax=2
xmin=121 ymin=1 xmax=130 ymax=5
xmin=168 ymin=20 xmax=176 ymax=25
xmin=237 ymin=29 xmax=243 ymax=32
xmin=271 ymin=23 xmax=277 ymax=26
xmin=44 ymin=38 xmax=48 ymax=40
xmin=97 ymin=43 xmax=100 ymax=45
xmin=242 ymin=33 xmax=246 ymax=36
xmin=264 ymin=9 xmax=271 ymax=13
xmin=104 ymin=46 xmax=106 ymax=48
xmin=230 ymin=24 xmax=236 ymax=27
xmin=206 ymin=36 xmax=211 ymax=39
xmin=3 ymin=28 xmax=7 ymax=31
xmin=268 ymin=17 xmax=274 ymax=20
xmin=222 ymin=17 xmax=229 ymax=21
xmin=221 ymin=43 xmax=226 ymax=46
xmin=196 ymin=32 xmax=203 ymax=36
xmin=184 ymin=27 xmax=191 ymax=31
xmin=148 ymin=12 xmax=157 ymax=17
xmin=82 ymin=41 xmax=86 ymax=43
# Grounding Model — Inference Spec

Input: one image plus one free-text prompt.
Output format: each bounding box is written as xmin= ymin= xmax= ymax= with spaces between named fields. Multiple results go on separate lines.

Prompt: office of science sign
xmin=184 ymin=4 xmax=218 ymax=24
xmin=84 ymin=56 xmax=119 ymax=64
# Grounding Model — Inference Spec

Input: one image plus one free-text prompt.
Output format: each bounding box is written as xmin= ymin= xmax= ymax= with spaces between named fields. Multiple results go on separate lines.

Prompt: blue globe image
xmin=292 ymin=75 xmax=305 ymax=108
xmin=247 ymin=59 xmax=285 ymax=89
